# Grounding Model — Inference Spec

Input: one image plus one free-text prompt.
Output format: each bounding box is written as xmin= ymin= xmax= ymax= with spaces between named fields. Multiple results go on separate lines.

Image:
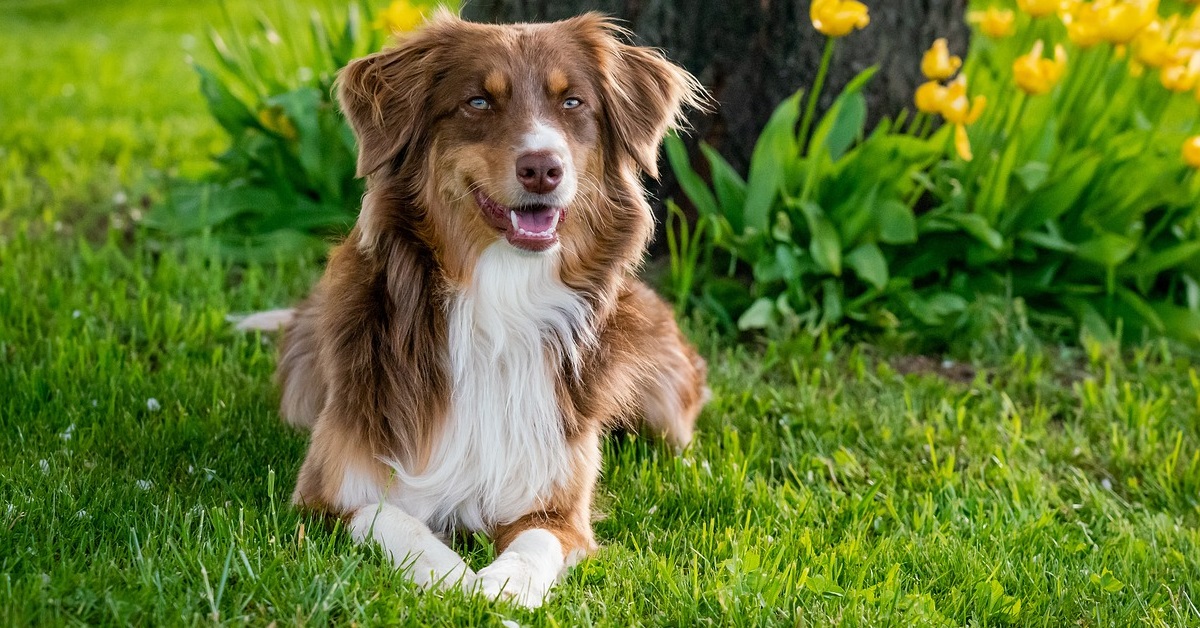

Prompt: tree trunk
xmin=464 ymin=0 xmax=970 ymax=244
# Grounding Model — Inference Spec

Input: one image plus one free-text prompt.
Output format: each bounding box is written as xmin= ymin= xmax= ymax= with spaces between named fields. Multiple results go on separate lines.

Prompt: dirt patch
xmin=891 ymin=355 xmax=978 ymax=384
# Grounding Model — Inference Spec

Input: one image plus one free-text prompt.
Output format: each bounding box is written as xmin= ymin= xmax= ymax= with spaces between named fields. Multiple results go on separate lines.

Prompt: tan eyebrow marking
xmin=547 ymin=69 xmax=569 ymax=95
xmin=484 ymin=70 xmax=510 ymax=98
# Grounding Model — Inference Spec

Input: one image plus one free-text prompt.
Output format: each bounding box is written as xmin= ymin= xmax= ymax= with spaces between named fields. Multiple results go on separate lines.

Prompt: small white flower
xmin=91 ymin=399 xmax=98 ymax=407
xmin=1101 ymin=478 xmax=1112 ymax=491
xmin=38 ymin=459 xmax=49 ymax=474
xmin=501 ymin=620 xmax=521 ymax=628
xmin=941 ymin=359 xmax=956 ymax=369
xmin=701 ymin=460 xmax=712 ymax=474
xmin=72 ymin=310 xmax=81 ymax=319
xmin=5 ymin=503 xmax=13 ymax=515
xmin=136 ymin=479 xmax=153 ymax=491
xmin=647 ymin=505 xmax=658 ymax=515
xmin=75 ymin=509 xmax=88 ymax=519
xmin=112 ymin=191 xmax=128 ymax=206
xmin=187 ymin=465 xmax=195 ymax=475
xmin=146 ymin=398 xmax=161 ymax=412
xmin=59 ymin=424 xmax=75 ymax=441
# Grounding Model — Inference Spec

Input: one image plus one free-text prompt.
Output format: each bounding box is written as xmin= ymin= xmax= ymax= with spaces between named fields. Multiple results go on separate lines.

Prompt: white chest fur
xmin=389 ymin=243 xmax=591 ymax=533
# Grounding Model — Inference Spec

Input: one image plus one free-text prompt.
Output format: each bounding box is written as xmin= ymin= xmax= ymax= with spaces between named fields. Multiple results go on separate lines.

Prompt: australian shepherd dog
xmin=239 ymin=10 xmax=709 ymax=607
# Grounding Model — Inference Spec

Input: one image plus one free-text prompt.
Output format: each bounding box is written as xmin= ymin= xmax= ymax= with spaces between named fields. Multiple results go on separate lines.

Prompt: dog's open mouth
xmin=474 ymin=190 xmax=563 ymax=252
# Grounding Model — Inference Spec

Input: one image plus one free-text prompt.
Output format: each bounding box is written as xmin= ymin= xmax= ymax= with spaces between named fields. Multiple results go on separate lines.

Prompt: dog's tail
xmin=228 ymin=308 xmax=296 ymax=332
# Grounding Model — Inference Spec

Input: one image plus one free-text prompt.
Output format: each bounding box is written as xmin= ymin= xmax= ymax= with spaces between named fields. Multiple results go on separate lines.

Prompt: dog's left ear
xmin=574 ymin=14 xmax=708 ymax=179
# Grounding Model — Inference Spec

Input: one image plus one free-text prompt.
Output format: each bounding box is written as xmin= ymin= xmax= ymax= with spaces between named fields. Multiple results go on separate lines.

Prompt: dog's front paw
xmin=472 ymin=557 xmax=553 ymax=608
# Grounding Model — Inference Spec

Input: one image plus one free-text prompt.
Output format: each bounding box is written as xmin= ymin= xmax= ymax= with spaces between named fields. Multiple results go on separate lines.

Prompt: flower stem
xmin=799 ymin=37 xmax=837 ymax=156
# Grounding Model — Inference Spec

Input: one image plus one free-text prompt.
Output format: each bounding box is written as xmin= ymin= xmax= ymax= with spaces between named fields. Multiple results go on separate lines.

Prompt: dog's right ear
xmin=336 ymin=25 xmax=440 ymax=178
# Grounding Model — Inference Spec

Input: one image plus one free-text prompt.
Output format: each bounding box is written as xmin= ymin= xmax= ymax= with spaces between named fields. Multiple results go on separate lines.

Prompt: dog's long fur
xmin=260 ymin=11 xmax=709 ymax=606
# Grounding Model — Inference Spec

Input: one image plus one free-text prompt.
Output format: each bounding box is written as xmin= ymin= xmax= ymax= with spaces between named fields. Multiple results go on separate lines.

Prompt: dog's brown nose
xmin=516 ymin=152 xmax=563 ymax=194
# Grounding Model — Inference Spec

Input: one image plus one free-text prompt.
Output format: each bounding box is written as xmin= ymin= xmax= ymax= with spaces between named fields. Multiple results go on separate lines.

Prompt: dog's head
xmin=337 ymin=11 xmax=704 ymax=274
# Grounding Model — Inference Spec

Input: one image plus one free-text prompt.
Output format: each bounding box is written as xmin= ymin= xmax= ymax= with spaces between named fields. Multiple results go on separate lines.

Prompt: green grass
xmin=4 ymin=1 xmax=1200 ymax=625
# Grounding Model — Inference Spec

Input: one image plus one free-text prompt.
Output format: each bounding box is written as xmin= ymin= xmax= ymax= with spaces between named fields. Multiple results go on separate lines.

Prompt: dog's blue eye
xmin=563 ymin=97 xmax=582 ymax=109
xmin=468 ymin=97 xmax=491 ymax=110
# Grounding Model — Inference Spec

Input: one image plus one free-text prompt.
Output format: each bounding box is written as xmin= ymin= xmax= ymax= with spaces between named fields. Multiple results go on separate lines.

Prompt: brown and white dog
xmin=238 ymin=11 xmax=709 ymax=607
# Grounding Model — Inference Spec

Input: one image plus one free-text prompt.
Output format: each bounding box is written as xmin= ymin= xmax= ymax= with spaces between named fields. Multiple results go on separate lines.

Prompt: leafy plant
xmin=147 ymin=1 xmax=440 ymax=260
xmin=668 ymin=0 xmax=1200 ymax=349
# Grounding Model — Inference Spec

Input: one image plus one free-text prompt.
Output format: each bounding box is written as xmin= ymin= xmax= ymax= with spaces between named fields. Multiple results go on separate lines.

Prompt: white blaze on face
xmin=518 ymin=120 xmax=576 ymax=204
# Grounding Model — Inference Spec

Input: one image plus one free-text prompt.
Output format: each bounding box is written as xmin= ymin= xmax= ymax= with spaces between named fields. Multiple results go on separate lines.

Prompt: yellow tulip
xmin=1184 ymin=136 xmax=1200 ymax=168
xmin=373 ymin=0 xmax=425 ymax=34
xmin=954 ymin=124 xmax=974 ymax=161
xmin=810 ymin=0 xmax=871 ymax=37
xmin=1160 ymin=52 xmax=1200 ymax=92
xmin=941 ymin=76 xmax=987 ymax=125
xmin=923 ymin=76 xmax=986 ymax=162
xmin=921 ymin=38 xmax=963 ymax=81
xmin=1017 ymin=0 xmax=1060 ymax=18
xmin=1098 ymin=0 xmax=1159 ymax=45
xmin=968 ymin=8 xmax=1016 ymax=39
xmin=914 ymin=81 xmax=950 ymax=113
xmin=1062 ymin=1 xmax=1105 ymax=48
xmin=1132 ymin=19 xmax=1171 ymax=68
xmin=1013 ymin=40 xmax=1068 ymax=94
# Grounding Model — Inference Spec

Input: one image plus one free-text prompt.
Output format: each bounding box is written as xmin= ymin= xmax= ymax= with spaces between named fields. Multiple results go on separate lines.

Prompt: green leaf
xmin=194 ymin=65 xmax=258 ymax=135
xmin=1151 ymin=302 xmax=1200 ymax=343
xmin=744 ymin=91 xmax=802 ymax=233
xmin=1019 ymin=229 xmax=1076 ymax=253
xmin=810 ymin=68 xmax=876 ymax=164
xmin=845 ymin=243 xmax=888 ymax=290
xmin=269 ymin=88 xmax=324 ymax=185
xmin=806 ymin=574 xmax=846 ymax=597
xmin=738 ymin=297 xmax=776 ymax=330
xmin=823 ymin=92 xmax=866 ymax=163
xmin=1120 ymin=242 xmax=1200 ymax=279
xmin=1115 ymin=287 xmax=1164 ymax=333
xmin=877 ymin=200 xmax=917 ymax=244
xmin=800 ymin=202 xmax=842 ymax=276
xmin=1008 ymin=155 xmax=1101 ymax=232
xmin=1075 ymin=233 xmax=1138 ymax=267
xmin=945 ymin=214 xmax=1004 ymax=251
xmin=775 ymin=244 xmax=802 ymax=282
xmin=700 ymin=143 xmax=747 ymax=216
xmin=1014 ymin=161 xmax=1051 ymax=192
xmin=664 ymin=135 xmax=720 ymax=219
xmin=1089 ymin=570 xmax=1125 ymax=594
xmin=1061 ymin=296 xmax=1116 ymax=344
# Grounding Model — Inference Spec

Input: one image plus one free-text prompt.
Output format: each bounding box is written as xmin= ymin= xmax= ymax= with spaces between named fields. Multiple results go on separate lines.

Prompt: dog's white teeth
xmin=550 ymin=210 xmax=561 ymax=231
xmin=509 ymin=210 xmax=520 ymax=230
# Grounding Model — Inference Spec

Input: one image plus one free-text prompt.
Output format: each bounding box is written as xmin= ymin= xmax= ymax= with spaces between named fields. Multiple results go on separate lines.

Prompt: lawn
xmin=3 ymin=1 xmax=1200 ymax=625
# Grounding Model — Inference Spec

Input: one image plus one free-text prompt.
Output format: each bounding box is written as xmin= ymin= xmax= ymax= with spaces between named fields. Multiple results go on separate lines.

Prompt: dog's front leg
xmin=474 ymin=513 xmax=595 ymax=608
xmin=349 ymin=502 xmax=474 ymax=589
xmin=473 ymin=529 xmax=566 ymax=608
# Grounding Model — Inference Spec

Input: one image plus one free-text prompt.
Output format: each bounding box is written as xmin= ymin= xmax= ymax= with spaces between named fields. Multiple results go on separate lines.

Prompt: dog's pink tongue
xmin=515 ymin=207 xmax=557 ymax=233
